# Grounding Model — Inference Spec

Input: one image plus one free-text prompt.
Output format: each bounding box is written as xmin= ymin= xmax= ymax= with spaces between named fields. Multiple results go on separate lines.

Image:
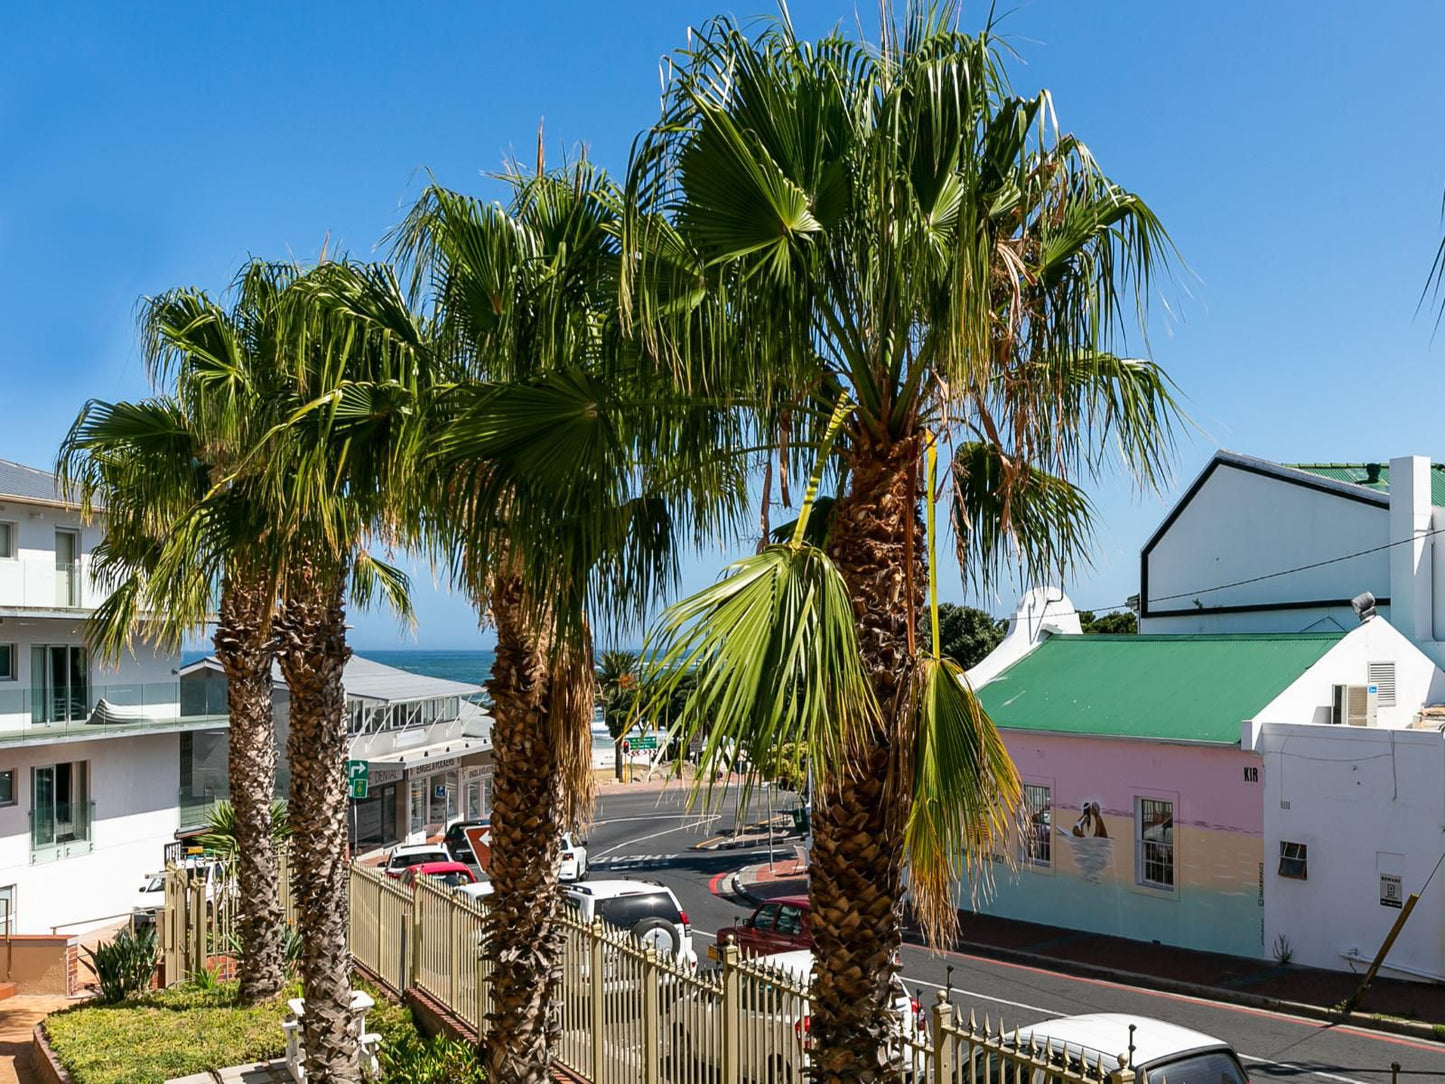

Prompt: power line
xmin=1077 ymin=524 xmax=1445 ymax=617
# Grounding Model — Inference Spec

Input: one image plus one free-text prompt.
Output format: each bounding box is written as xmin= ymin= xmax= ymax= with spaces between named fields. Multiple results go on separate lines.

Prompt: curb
xmin=32 ymin=1022 xmax=72 ymax=1084
xmin=719 ymin=865 xmax=1444 ymax=1046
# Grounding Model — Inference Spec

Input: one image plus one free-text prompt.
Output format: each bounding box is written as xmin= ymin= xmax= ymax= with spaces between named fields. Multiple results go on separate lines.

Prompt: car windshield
xmin=433 ymin=871 xmax=472 ymax=888
xmin=141 ymin=875 xmax=165 ymax=893
xmin=1145 ymin=1051 xmax=1248 ymax=1084
xmin=393 ymin=852 xmax=446 ymax=869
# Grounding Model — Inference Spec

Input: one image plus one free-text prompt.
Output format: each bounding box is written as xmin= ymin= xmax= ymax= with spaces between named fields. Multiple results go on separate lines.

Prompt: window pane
xmin=32 ymin=767 xmax=54 ymax=847
xmin=0 ymin=771 xmax=13 ymax=805
xmin=0 ymin=523 xmax=13 ymax=558
xmin=752 ymin=904 xmax=779 ymax=931
xmin=1137 ymin=798 xmax=1175 ymax=888
xmin=1023 ymin=784 xmax=1051 ymax=865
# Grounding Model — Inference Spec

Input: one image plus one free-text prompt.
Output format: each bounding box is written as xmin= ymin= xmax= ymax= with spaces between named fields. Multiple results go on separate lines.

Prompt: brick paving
xmin=0 ymin=996 xmax=73 ymax=1084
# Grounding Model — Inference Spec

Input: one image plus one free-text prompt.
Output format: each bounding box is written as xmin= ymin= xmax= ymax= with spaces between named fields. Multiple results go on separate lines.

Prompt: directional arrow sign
xmin=631 ymin=735 xmax=658 ymax=750
xmin=346 ymin=759 xmax=369 ymax=800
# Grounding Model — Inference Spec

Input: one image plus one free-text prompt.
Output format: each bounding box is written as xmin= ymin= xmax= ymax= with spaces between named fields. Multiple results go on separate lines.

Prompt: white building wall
xmin=1252 ymin=617 xmax=1445 ymax=730
xmin=1247 ymin=721 xmax=1445 ymax=981
xmin=0 ymin=502 xmax=104 ymax=610
xmin=0 ymin=732 xmax=181 ymax=934
xmin=1141 ymin=462 xmax=1389 ymax=633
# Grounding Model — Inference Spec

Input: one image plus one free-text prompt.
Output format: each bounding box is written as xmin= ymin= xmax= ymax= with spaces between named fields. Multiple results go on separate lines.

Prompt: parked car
xmin=563 ymin=879 xmax=697 ymax=970
xmin=400 ymin=861 xmax=477 ymax=889
xmin=994 ymin=1014 xmax=1249 ymax=1084
xmin=442 ymin=818 xmax=489 ymax=866
xmin=381 ymin=844 xmax=453 ymax=878
xmin=130 ymin=871 xmax=167 ymax=930
xmin=558 ymin=832 xmax=589 ymax=882
xmin=663 ymin=949 xmax=921 ymax=1083
xmin=131 ymin=857 xmax=229 ymax=929
xmin=456 ymin=877 xmax=494 ymax=902
xmin=713 ymin=895 xmax=811 ymax=959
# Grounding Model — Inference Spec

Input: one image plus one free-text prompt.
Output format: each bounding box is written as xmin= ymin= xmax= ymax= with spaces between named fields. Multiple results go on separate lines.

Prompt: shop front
xmin=350 ymin=762 xmax=404 ymax=851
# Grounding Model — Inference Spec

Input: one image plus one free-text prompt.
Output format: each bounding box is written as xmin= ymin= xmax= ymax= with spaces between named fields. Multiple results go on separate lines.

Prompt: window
xmin=1022 ymin=783 xmax=1052 ymax=867
xmin=1278 ymin=841 xmax=1308 ymax=880
xmin=30 ymin=645 xmax=88 ymax=724
xmin=54 ymin=529 xmax=80 ymax=607
xmin=0 ymin=886 xmax=13 ymax=935
xmin=1367 ymin=662 xmax=1396 ymax=707
xmin=775 ymin=904 xmax=804 ymax=937
xmin=750 ymin=903 xmax=780 ymax=931
xmin=0 ymin=770 xmax=14 ymax=807
xmin=0 ymin=522 xmax=14 ymax=559
xmin=1145 ymin=1051 xmax=1248 ymax=1084
xmin=0 ymin=645 xmax=13 ymax=681
xmin=1135 ymin=797 xmax=1175 ymax=890
xmin=30 ymin=760 xmax=92 ymax=858
xmin=595 ymin=892 xmax=682 ymax=929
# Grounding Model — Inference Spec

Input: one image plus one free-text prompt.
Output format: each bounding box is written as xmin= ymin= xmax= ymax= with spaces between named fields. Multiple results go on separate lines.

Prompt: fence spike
xmin=968 ymin=1007 xmax=977 ymax=1034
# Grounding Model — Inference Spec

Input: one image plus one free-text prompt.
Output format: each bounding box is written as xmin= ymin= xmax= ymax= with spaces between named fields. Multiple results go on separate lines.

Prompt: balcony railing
xmin=0 ymin=680 xmax=228 ymax=743
xmin=0 ymin=556 xmax=95 ymax=610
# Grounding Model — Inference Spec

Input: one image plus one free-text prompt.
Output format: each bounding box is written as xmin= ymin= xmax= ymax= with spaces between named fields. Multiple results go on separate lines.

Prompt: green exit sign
xmin=346 ymin=759 xmax=369 ymax=800
xmin=630 ymin=735 xmax=658 ymax=750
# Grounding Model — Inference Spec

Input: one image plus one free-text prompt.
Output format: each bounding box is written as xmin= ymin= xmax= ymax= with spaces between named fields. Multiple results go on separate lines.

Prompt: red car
xmin=400 ymin=861 xmax=477 ymax=889
xmin=713 ymin=896 xmax=812 ymax=958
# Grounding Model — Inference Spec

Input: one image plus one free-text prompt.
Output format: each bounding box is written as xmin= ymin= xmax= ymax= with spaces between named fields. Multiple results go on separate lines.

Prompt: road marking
xmin=590 ymin=813 xmax=721 ymax=826
xmin=594 ymin=821 xmax=716 ymax=858
xmin=1238 ymin=1054 xmax=1371 ymax=1084
xmin=904 ymin=976 xmax=1058 ymax=1017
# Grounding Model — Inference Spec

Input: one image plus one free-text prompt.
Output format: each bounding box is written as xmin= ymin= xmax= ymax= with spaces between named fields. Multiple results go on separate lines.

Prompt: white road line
xmin=1238 ymin=1054 xmax=1371 ymax=1084
xmin=904 ymin=977 xmax=1059 ymax=1017
xmin=590 ymin=813 xmax=719 ymax=826
xmin=594 ymin=821 xmax=715 ymax=858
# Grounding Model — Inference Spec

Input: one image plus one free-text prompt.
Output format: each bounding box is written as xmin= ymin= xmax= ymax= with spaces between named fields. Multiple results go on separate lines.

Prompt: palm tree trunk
xmin=482 ymin=572 xmax=568 ymax=1084
xmin=813 ymin=432 xmax=923 ymax=1084
xmin=213 ymin=569 xmax=284 ymax=1005
xmin=276 ymin=556 xmax=358 ymax=1084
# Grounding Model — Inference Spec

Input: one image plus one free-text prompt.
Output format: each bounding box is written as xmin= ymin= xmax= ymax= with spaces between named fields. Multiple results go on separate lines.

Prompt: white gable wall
xmin=1141 ymin=460 xmax=1389 ymax=634
xmin=1251 ymin=617 xmax=1445 ymax=729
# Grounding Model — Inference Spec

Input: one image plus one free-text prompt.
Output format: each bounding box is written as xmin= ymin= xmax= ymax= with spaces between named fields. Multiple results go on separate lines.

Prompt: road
xmin=585 ymin=786 xmax=1443 ymax=1084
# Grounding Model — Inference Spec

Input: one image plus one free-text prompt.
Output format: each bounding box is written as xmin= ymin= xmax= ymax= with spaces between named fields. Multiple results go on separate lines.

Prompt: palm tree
xmin=57 ymin=266 xmax=297 ymax=1005
xmin=627 ymin=9 xmax=1182 ymax=1081
xmin=393 ymin=162 xmax=741 ymax=1084
xmin=596 ymin=649 xmax=640 ymax=740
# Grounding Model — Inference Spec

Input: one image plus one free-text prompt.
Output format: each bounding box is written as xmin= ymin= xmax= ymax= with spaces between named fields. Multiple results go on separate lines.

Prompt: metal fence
xmin=169 ymin=861 xmax=1131 ymax=1083
xmin=160 ymin=853 xmax=293 ymax=984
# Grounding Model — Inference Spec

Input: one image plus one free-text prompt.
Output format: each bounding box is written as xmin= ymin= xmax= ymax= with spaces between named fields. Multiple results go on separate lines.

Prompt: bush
xmin=83 ymin=925 xmax=157 ymax=1003
xmin=378 ymin=1031 xmax=487 ymax=1083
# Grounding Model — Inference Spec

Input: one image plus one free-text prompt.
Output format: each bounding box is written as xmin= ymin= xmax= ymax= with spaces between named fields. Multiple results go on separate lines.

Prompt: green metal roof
xmin=976 ymin=633 xmax=1344 ymax=744
xmin=1288 ymin=462 xmax=1445 ymax=506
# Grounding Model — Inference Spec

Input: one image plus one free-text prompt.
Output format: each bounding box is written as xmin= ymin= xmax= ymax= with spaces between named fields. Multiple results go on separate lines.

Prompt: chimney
xmin=1388 ymin=456 xmax=1433 ymax=641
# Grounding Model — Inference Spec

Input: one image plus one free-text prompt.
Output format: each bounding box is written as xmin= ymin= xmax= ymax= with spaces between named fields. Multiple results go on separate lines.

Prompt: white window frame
xmin=1134 ymin=795 xmax=1177 ymax=893
xmin=0 ymin=521 xmax=15 ymax=560
xmin=1021 ymin=782 xmax=1053 ymax=869
xmin=1278 ymin=840 xmax=1308 ymax=880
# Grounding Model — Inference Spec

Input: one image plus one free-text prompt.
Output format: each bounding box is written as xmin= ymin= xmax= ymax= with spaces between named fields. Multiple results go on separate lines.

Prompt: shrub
xmin=378 ymin=1031 xmax=486 ymax=1083
xmin=84 ymin=925 xmax=158 ymax=1003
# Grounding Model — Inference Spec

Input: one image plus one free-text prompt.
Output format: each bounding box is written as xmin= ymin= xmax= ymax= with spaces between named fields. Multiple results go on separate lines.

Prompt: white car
xmin=456 ymin=879 xmax=494 ymax=902
xmin=130 ymin=871 xmax=167 ymax=928
xmin=563 ymin=879 xmax=697 ymax=970
xmin=558 ymin=832 xmax=589 ymax=882
xmin=1002 ymin=1014 xmax=1248 ymax=1084
xmin=381 ymin=843 xmax=452 ymax=879
xmin=132 ymin=857 xmax=229 ymax=929
xmin=663 ymin=949 xmax=921 ymax=1083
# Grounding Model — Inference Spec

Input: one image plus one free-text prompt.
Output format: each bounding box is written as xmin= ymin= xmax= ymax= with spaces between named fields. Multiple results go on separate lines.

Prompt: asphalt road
xmin=584 ymin=786 xmax=1444 ymax=1084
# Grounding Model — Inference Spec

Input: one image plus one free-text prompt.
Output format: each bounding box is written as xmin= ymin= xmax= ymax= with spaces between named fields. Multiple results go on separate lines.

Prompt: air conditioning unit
xmin=1331 ymin=683 xmax=1377 ymax=727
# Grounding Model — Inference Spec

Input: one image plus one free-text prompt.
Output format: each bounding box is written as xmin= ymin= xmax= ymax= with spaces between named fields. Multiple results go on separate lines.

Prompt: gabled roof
xmin=1288 ymin=462 xmax=1445 ymax=507
xmin=0 ymin=457 xmax=82 ymax=509
xmin=180 ymin=653 xmax=482 ymax=702
xmin=976 ymin=633 xmax=1343 ymax=744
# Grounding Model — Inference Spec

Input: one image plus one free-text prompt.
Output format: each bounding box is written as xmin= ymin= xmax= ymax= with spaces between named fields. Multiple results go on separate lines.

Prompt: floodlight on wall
xmin=1351 ymin=591 xmax=1377 ymax=623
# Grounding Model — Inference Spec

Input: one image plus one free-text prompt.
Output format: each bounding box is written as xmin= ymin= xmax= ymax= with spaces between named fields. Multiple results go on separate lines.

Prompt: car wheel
xmin=630 ymin=917 xmax=681 ymax=960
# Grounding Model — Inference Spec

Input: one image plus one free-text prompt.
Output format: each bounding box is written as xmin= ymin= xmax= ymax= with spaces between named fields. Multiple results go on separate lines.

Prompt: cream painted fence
xmin=171 ymin=861 xmax=1133 ymax=1083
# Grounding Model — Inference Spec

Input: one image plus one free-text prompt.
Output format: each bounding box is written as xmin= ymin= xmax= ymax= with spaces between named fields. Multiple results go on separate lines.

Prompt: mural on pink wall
xmin=1064 ymin=800 xmax=1111 ymax=884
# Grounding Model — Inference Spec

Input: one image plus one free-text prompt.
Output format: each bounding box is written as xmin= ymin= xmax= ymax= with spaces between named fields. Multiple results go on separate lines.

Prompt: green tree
xmin=932 ymin=604 xmax=1007 ymax=669
xmin=1078 ymin=608 xmax=1137 ymax=634
xmin=58 ymin=266 xmax=300 ymax=1006
xmin=392 ymin=163 xmax=740 ymax=1084
xmin=596 ymin=649 xmax=641 ymax=740
xmin=628 ymin=10 xmax=1181 ymax=1080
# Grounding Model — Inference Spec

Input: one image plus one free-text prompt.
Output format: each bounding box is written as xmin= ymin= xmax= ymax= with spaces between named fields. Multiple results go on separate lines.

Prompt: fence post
xmin=931 ymin=991 xmax=954 ymax=1082
xmin=589 ymin=919 xmax=606 ymax=1084
xmin=1108 ymin=1056 xmax=1136 ymax=1084
xmin=409 ymin=883 xmax=421 ymax=990
xmin=447 ymin=890 xmax=460 ymax=1012
xmin=721 ymin=942 xmax=741 ymax=1084
xmin=188 ymin=879 xmax=205 ymax=978
xmin=641 ymin=945 xmax=660 ymax=1084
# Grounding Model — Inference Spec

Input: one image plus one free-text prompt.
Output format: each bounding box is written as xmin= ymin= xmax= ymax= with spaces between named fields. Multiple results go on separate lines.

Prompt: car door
xmin=739 ymin=903 xmax=780 ymax=955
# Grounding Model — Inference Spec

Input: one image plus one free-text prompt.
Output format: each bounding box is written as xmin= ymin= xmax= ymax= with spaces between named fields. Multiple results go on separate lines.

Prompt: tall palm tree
xmin=596 ymin=648 xmax=640 ymax=740
xmin=57 ymin=266 xmax=297 ymax=1005
xmin=627 ymin=9 xmax=1183 ymax=1081
xmin=393 ymin=163 xmax=742 ymax=1084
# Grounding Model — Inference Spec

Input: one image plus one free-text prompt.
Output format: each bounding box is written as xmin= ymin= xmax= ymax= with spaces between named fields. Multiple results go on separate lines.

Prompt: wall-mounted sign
xmin=1380 ymin=873 xmax=1403 ymax=909
xmin=407 ymin=756 xmax=460 ymax=777
xmin=368 ymin=763 xmax=404 ymax=787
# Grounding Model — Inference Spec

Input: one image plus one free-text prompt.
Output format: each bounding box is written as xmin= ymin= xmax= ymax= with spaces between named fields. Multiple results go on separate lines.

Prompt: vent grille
xmin=1367 ymin=662 xmax=1396 ymax=707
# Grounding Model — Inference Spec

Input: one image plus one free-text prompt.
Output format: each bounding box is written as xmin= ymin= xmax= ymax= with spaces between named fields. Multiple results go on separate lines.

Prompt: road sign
xmin=631 ymin=735 xmax=658 ymax=750
xmin=346 ymin=759 xmax=369 ymax=800
xmin=463 ymin=824 xmax=492 ymax=871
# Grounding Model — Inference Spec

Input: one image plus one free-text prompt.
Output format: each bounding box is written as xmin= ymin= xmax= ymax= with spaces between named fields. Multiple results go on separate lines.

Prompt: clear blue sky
xmin=3 ymin=2 xmax=1443 ymax=650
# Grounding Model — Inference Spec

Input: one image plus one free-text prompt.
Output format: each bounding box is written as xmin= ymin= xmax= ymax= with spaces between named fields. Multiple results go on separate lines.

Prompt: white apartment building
xmin=0 ymin=458 xmax=224 ymax=935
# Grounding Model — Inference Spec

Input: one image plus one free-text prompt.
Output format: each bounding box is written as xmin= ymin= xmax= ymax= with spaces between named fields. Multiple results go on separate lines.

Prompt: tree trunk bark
xmin=213 ymin=569 xmax=284 ymax=1005
xmin=812 ymin=433 xmax=923 ymax=1084
xmin=276 ymin=556 xmax=358 ymax=1084
xmin=482 ymin=572 xmax=568 ymax=1084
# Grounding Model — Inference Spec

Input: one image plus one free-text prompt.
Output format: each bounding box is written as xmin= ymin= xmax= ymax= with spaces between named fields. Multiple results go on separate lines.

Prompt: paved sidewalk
xmin=166 ymin=1058 xmax=289 ymax=1083
xmin=729 ymin=860 xmax=1445 ymax=1035
xmin=0 ymin=996 xmax=74 ymax=1084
